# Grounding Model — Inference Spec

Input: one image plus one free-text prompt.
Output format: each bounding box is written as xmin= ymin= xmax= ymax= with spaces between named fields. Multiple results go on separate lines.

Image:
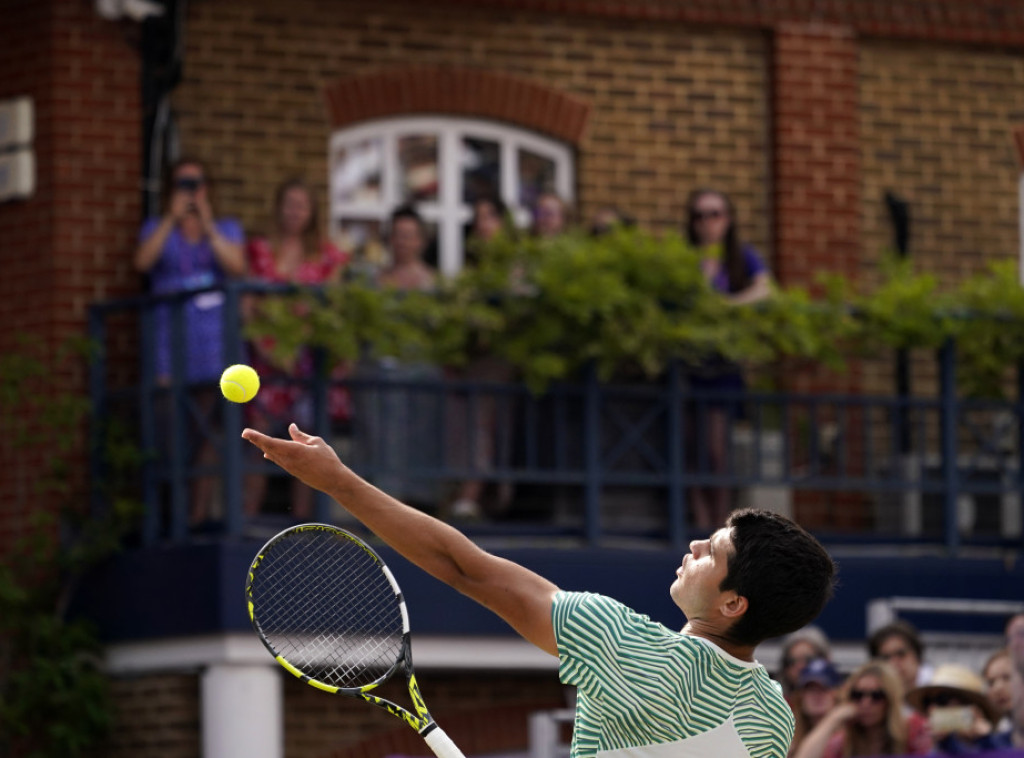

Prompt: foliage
xmin=0 ymin=338 xmax=140 ymax=758
xmin=245 ymin=229 xmax=1024 ymax=398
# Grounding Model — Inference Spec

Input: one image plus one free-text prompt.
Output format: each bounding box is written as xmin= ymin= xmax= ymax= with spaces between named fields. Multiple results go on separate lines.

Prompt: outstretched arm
xmin=242 ymin=423 xmax=560 ymax=655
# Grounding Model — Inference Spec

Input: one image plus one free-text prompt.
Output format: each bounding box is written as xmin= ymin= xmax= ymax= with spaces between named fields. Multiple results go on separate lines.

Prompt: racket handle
xmin=423 ymin=725 xmax=466 ymax=758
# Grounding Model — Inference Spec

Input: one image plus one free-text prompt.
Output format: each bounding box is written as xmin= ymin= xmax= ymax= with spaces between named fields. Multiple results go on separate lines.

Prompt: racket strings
xmin=250 ymin=529 xmax=405 ymax=689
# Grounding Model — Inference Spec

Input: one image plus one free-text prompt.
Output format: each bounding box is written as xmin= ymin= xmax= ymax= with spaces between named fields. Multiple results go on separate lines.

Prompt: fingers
xmin=288 ymin=423 xmax=315 ymax=443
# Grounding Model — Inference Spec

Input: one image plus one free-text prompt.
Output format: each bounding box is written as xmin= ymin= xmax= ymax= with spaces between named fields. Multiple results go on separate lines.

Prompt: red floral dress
xmin=246 ymin=237 xmax=352 ymax=427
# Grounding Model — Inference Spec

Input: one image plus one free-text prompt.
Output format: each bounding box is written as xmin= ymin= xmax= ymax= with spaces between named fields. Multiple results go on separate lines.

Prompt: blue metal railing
xmin=87 ymin=282 xmax=1024 ymax=554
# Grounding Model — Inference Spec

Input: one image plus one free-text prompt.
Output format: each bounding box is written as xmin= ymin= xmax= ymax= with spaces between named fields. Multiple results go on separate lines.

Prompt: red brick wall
xmin=0 ymin=0 xmax=140 ymax=550
xmin=99 ymin=668 xmax=565 ymax=758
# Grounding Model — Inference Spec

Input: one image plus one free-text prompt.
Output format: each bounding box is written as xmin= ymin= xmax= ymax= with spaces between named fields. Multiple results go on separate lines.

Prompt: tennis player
xmin=243 ymin=423 xmax=836 ymax=758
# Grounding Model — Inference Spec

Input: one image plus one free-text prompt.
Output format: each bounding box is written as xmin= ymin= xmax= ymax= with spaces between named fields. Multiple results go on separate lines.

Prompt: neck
xmin=682 ymin=622 xmax=756 ymax=662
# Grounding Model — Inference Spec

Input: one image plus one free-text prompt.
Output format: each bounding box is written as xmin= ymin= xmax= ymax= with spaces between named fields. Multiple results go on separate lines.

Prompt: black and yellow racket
xmin=245 ymin=523 xmax=466 ymax=758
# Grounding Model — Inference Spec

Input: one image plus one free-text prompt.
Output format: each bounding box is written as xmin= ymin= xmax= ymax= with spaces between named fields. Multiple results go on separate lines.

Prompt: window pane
xmin=331 ymin=139 xmax=382 ymax=205
xmin=518 ymin=148 xmax=557 ymax=210
xmin=398 ymin=135 xmax=438 ymax=203
xmin=461 ymin=137 xmax=501 ymax=203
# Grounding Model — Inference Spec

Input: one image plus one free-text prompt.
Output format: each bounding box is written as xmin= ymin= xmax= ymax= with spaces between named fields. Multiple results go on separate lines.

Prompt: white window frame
xmin=328 ymin=116 xmax=575 ymax=276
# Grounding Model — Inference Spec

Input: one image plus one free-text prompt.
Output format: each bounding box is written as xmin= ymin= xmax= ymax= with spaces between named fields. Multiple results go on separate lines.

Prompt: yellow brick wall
xmin=173 ymin=0 xmax=772 ymax=259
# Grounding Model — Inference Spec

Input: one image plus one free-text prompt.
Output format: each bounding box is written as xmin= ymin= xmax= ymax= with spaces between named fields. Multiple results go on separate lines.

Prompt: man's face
xmin=670 ymin=527 xmax=734 ymax=620
xmin=877 ymin=634 xmax=920 ymax=691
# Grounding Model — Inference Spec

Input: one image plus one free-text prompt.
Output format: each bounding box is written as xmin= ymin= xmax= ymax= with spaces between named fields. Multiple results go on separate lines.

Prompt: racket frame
xmin=245 ymin=523 xmax=438 ymax=736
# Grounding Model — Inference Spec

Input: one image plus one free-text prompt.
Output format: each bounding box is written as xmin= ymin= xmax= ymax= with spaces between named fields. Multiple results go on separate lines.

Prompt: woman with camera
xmin=134 ymin=156 xmax=246 ymax=525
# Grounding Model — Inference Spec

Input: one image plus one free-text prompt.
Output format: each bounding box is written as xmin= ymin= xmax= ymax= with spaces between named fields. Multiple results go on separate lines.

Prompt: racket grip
xmin=423 ymin=725 xmax=466 ymax=758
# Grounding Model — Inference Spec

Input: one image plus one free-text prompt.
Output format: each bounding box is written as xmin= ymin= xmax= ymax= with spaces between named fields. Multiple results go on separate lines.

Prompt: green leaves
xmin=246 ymin=233 xmax=1024 ymax=397
xmin=0 ymin=340 xmax=138 ymax=758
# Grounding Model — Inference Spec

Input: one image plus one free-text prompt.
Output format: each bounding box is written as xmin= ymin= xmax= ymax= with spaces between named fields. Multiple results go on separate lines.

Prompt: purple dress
xmin=139 ymin=217 xmax=244 ymax=383
xmin=688 ymin=244 xmax=767 ymax=401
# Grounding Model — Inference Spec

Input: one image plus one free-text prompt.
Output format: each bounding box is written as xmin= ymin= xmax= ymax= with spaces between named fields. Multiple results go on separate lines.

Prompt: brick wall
xmin=173 ymin=0 xmax=773 ymax=259
xmin=98 ymin=668 xmax=564 ymax=758
xmin=101 ymin=673 xmax=201 ymax=758
xmin=0 ymin=0 xmax=141 ymax=551
xmin=284 ymin=671 xmax=566 ymax=758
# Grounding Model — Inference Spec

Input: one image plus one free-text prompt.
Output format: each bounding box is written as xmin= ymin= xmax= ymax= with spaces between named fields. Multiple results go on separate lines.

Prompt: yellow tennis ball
xmin=220 ymin=364 xmax=260 ymax=403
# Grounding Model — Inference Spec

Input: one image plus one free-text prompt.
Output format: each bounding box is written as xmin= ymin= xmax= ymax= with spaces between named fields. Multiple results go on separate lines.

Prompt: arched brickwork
xmin=324 ymin=66 xmax=591 ymax=145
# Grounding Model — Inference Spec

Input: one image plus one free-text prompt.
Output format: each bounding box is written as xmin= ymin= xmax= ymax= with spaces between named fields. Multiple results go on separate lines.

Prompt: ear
xmin=720 ymin=591 xmax=748 ymax=621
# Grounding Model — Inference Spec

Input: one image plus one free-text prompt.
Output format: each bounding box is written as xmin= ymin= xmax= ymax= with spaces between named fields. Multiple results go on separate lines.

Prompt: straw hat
xmin=905 ymin=663 xmax=1001 ymax=724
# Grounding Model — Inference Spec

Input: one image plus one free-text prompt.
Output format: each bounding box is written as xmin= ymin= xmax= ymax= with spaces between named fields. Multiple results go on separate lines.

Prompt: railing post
xmin=169 ymin=295 xmax=189 ymax=541
xmin=1018 ymin=360 xmax=1024 ymax=551
xmin=139 ymin=303 xmax=159 ymax=545
xmin=667 ymin=360 xmax=687 ymax=552
xmin=222 ymin=282 xmax=244 ymax=538
xmin=311 ymin=344 xmax=331 ymax=523
xmin=583 ymin=362 xmax=602 ymax=545
xmin=938 ymin=338 xmax=959 ymax=555
xmin=87 ymin=306 xmax=107 ymax=519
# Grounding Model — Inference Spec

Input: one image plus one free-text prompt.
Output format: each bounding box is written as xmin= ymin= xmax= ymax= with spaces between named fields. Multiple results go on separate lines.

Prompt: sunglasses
xmin=850 ymin=688 xmax=886 ymax=703
xmin=923 ymin=694 xmax=964 ymax=709
xmin=692 ymin=209 xmax=725 ymax=222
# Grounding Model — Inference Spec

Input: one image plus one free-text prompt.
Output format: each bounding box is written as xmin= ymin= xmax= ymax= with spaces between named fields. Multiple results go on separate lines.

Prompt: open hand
xmin=242 ymin=423 xmax=346 ymax=495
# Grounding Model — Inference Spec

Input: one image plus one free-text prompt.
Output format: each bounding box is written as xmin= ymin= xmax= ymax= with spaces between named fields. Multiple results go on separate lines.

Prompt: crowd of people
xmin=778 ymin=614 xmax=1024 ymax=757
xmin=135 ymin=157 xmax=771 ymax=524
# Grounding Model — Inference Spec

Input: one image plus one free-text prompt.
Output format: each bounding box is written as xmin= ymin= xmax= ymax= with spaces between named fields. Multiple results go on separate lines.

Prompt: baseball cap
xmin=798 ymin=657 xmax=843 ymax=689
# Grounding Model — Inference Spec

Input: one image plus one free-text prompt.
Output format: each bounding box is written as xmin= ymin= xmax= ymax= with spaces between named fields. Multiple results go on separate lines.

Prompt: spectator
xmin=868 ymin=620 xmax=934 ymax=693
xmin=793 ymin=660 xmax=931 ymax=758
xmin=447 ymin=196 xmax=517 ymax=521
xmin=982 ymin=649 xmax=1015 ymax=733
xmin=1008 ymin=665 xmax=1024 ymax=748
xmin=779 ymin=625 xmax=833 ymax=697
xmin=531 ymin=191 xmax=571 ymax=238
xmin=683 ymin=188 xmax=773 ymax=530
xmin=589 ymin=205 xmax=635 ymax=237
xmin=1005 ymin=613 xmax=1024 ymax=670
xmin=377 ymin=204 xmax=437 ymax=292
xmin=243 ymin=178 xmax=350 ymax=518
xmin=906 ymin=663 xmax=1006 ymax=754
xmin=357 ymin=204 xmax=441 ymax=508
xmin=790 ymin=658 xmax=846 ymax=757
xmin=133 ymin=156 xmax=246 ymax=525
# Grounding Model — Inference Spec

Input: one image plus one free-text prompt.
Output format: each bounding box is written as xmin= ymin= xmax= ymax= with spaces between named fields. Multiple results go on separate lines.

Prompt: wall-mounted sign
xmin=0 ymin=97 xmax=33 ymax=151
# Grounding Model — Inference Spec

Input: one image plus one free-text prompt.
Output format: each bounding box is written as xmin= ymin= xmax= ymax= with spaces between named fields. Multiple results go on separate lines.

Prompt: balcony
xmin=81 ymin=283 xmax=1024 ymax=648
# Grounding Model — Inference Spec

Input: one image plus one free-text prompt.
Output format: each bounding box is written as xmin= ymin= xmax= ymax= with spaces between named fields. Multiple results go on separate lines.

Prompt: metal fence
xmin=88 ymin=282 xmax=1024 ymax=553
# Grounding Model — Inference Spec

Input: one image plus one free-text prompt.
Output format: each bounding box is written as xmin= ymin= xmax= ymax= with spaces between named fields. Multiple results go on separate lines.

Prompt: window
xmin=329 ymin=117 xmax=575 ymax=276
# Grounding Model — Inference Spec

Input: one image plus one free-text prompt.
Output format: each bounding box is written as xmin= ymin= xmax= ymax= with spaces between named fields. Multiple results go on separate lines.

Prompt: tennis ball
xmin=220 ymin=364 xmax=260 ymax=403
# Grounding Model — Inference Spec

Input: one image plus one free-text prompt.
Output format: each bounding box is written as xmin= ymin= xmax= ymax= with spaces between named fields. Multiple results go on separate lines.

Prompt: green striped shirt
xmin=552 ymin=591 xmax=794 ymax=758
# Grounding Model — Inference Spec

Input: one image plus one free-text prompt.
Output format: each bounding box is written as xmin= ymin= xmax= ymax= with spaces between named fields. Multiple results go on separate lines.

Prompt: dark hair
xmin=868 ymin=620 xmax=923 ymax=661
xmin=473 ymin=195 xmax=508 ymax=225
xmin=685 ymin=188 xmax=750 ymax=294
xmin=719 ymin=509 xmax=837 ymax=647
xmin=590 ymin=206 xmax=636 ymax=237
xmin=273 ymin=177 xmax=320 ymax=257
xmin=389 ymin=203 xmax=425 ymax=235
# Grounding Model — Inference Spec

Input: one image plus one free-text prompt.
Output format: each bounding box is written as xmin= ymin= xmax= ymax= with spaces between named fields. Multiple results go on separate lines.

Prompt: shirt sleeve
xmin=247 ymin=237 xmax=275 ymax=279
xmin=138 ymin=217 xmax=161 ymax=243
xmin=216 ymin=218 xmax=245 ymax=245
xmin=743 ymin=244 xmax=768 ymax=279
xmin=552 ymin=591 xmax=670 ymax=688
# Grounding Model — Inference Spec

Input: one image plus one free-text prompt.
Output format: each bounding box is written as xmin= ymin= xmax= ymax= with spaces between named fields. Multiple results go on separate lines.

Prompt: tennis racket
xmin=245 ymin=522 xmax=465 ymax=758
